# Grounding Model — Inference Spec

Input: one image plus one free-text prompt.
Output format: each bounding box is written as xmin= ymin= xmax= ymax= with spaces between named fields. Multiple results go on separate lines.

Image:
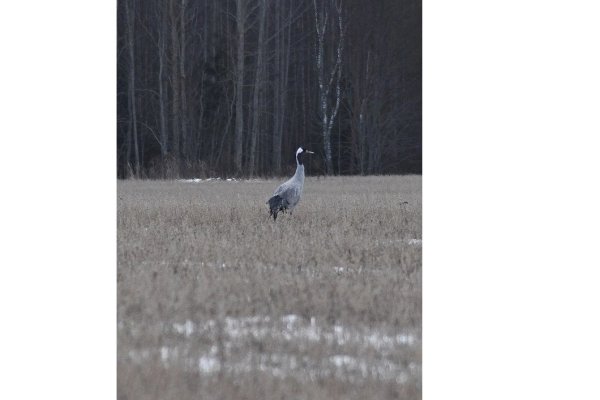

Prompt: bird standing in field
xmin=267 ymin=147 xmax=314 ymax=220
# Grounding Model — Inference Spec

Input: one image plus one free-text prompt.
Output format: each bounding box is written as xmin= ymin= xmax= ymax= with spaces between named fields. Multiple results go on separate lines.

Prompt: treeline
xmin=117 ymin=0 xmax=421 ymax=178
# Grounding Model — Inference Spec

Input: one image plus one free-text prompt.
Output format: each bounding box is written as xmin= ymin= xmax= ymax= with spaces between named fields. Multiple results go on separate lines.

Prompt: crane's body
xmin=267 ymin=147 xmax=314 ymax=220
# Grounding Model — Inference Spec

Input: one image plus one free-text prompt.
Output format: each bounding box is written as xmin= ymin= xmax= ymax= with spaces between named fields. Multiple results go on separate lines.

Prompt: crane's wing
xmin=273 ymin=181 xmax=300 ymax=206
xmin=273 ymin=179 xmax=290 ymax=196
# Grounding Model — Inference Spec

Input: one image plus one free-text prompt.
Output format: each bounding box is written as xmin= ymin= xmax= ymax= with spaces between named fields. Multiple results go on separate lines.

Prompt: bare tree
xmin=270 ymin=0 xmax=294 ymax=175
xmin=125 ymin=0 xmax=140 ymax=177
xmin=313 ymin=0 xmax=344 ymax=175
xmin=271 ymin=0 xmax=282 ymax=175
xmin=179 ymin=0 xmax=189 ymax=163
xmin=156 ymin=1 xmax=168 ymax=159
xmin=248 ymin=0 xmax=267 ymax=176
xmin=234 ymin=0 xmax=247 ymax=173
xmin=169 ymin=0 xmax=181 ymax=162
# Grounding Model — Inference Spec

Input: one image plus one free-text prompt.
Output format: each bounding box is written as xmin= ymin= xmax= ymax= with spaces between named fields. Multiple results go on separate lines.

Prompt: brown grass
xmin=117 ymin=175 xmax=421 ymax=400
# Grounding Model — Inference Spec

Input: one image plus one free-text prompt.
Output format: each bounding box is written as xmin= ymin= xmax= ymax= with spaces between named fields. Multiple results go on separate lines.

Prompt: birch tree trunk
xmin=313 ymin=0 xmax=344 ymax=175
xmin=169 ymin=0 xmax=181 ymax=162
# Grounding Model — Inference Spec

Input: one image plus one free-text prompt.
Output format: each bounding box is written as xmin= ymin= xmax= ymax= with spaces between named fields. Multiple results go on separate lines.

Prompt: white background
xmin=1 ymin=1 xmax=599 ymax=398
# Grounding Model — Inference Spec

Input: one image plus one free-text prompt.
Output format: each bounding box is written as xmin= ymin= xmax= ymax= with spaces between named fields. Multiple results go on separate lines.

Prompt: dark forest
xmin=117 ymin=0 xmax=421 ymax=178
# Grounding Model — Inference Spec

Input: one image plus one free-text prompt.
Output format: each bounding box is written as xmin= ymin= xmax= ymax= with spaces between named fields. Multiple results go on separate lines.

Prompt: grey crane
xmin=267 ymin=147 xmax=314 ymax=220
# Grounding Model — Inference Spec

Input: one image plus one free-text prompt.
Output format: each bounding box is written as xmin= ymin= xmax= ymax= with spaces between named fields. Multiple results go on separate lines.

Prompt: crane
xmin=267 ymin=147 xmax=314 ymax=220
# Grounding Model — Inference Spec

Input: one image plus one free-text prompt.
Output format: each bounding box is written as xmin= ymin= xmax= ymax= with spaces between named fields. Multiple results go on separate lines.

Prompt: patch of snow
xmin=199 ymin=356 xmax=219 ymax=373
xmin=173 ymin=320 xmax=195 ymax=336
xmin=177 ymin=178 xmax=203 ymax=182
xmin=224 ymin=316 xmax=271 ymax=339
xmin=178 ymin=177 xmax=240 ymax=183
xmin=374 ymin=238 xmax=422 ymax=247
xmin=396 ymin=333 xmax=416 ymax=345
xmin=330 ymin=354 xmax=356 ymax=368
xmin=328 ymin=355 xmax=410 ymax=381
xmin=160 ymin=346 xmax=169 ymax=362
xmin=165 ymin=315 xmax=418 ymax=352
xmin=282 ymin=314 xmax=301 ymax=327
xmin=124 ymin=315 xmax=420 ymax=384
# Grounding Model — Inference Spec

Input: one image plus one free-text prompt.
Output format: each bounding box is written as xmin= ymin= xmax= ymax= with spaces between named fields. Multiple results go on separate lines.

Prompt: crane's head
xmin=296 ymin=146 xmax=314 ymax=165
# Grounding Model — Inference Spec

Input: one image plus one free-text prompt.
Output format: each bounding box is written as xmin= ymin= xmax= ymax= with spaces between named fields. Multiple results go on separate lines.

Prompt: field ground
xmin=118 ymin=175 xmax=422 ymax=400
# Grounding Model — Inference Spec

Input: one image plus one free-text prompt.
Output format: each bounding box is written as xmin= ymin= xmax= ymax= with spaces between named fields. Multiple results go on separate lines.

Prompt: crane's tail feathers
xmin=267 ymin=195 xmax=288 ymax=221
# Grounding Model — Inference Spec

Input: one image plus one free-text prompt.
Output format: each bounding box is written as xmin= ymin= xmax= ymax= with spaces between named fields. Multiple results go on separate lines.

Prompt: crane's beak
xmin=305 ymin=150 xmax=315 ymax=154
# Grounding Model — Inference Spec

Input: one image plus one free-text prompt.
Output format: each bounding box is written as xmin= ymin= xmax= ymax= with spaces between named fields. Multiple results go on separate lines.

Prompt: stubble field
xmin=117 ymin=175 xmax=422 ymax=400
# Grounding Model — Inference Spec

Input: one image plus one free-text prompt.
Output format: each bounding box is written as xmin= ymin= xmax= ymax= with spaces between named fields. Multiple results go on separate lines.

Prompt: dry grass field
xmin=117 ymin=175 xmax=421 ymax=400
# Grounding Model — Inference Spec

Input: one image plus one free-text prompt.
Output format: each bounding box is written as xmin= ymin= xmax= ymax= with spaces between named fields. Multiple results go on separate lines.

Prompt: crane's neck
xmin=293 ymin=162 xmax=305 ymax=182
xmin=293 ymin=151 xmax=306 ymax=183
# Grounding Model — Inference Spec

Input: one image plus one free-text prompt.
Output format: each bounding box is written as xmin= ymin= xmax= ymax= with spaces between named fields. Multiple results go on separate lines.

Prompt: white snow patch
xmin=160 ymin=346 xmax=169 ymax=362
xmin=330 ymin=354 xmax=356 ymax=368
xmin=168 ymin=315 xmax=417 ymax=350
xmin=178 ymin=177 xmax=241 ymax=183
xmin=124 ymin=315 xmax=419 ymax=383
xmin=173 ymin=320 xmax=195 ymax=336
xmin=199 ymin=356 xmax=219 ymax=373
xmin=374 ymin=238 xmax=422 ymax=247
xmin=282 ymin=314 xmax=301 ymax=326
